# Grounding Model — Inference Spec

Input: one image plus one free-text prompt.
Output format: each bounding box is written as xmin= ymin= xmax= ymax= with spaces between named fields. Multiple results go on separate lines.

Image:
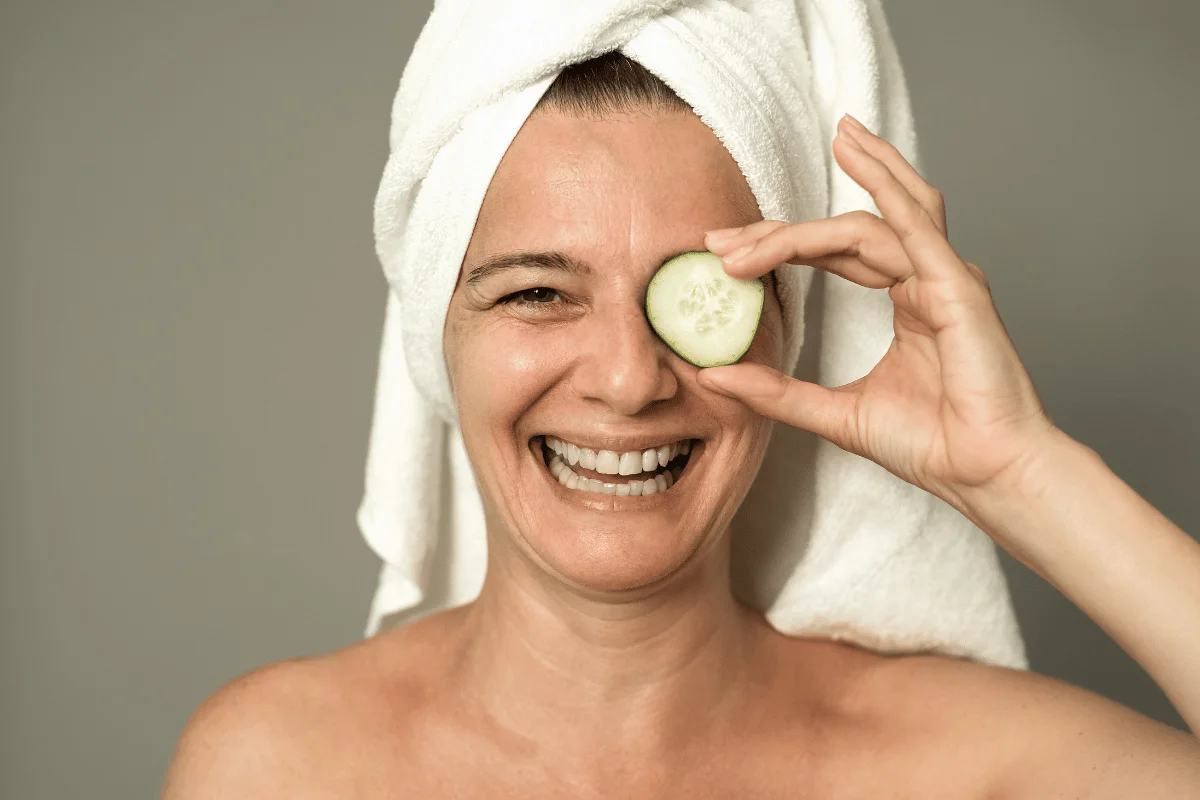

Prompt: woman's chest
xmin=321 ymin=721 xmax=1000 ymax=799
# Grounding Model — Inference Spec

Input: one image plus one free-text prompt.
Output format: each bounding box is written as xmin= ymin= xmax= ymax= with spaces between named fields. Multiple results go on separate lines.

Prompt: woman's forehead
xmin=469 ymin=109 xmax=760 ymax=260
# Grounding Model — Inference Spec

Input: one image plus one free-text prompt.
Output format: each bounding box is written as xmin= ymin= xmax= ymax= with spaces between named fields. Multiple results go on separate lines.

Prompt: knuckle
xmin=889 ymin=205 xmax=924 ymax=239
xmin=882 ymin=183 xmax=925 ymax=223
xmin=757 ymin=219 xmax=789 ymax=236
xmin=772 ymin=370 xmax=794 ymax=400
xmin=966 ymin=260 xmax=991 ymax=290
xmin=841 ymin=210 xmax=880 ymax=251
xmin=843 ymin=208 xmax=880 ymax=233
xmin=754 ymin=225 xmax=797 ymax=260
xmin=765 ymin=222 xmax=796 ymax=247
xmin=932 ymin=276 xmax=989 ymax=313
xmin=844 ymin=209 xmax=878 ymax=226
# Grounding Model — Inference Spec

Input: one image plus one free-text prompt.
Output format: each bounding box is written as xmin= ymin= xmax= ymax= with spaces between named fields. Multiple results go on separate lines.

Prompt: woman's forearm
xmin=958 ymin=427 xmax=1200 ymax=735
xmin=702 ymin=116 xmax=1199 ymax=736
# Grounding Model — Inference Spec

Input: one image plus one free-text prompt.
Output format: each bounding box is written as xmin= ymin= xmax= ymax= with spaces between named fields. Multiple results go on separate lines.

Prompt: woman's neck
xmin=450 ymin=535 xmax=769 ymax=758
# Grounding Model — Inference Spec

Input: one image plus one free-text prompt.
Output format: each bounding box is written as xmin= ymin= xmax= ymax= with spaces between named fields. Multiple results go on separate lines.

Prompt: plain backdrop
xmin=2 ymin=1 xmax=1197 ymax=796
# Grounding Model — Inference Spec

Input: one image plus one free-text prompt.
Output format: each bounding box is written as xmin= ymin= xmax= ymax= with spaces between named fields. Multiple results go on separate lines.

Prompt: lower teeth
xmin=546 ymin=453 xmax=683 ymax=496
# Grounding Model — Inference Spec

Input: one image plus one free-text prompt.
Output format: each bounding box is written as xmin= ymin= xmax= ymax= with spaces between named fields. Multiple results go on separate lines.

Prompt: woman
xmin=163 ymin=53 xmax=1200 ymax=797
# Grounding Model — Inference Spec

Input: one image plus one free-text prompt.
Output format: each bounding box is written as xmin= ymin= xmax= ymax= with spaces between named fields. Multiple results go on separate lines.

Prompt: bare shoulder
xmin=160 ymin=656 xmax=336 ymax=798
xmin=855 ymin=651 xmax=1200 ymax=799
xmin=161 ymin=609 xmax=467 ymax=799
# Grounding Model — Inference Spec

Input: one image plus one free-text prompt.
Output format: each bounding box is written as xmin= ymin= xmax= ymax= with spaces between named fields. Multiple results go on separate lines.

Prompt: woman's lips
xmin=537 ymin=435 xmax=695 ymax=497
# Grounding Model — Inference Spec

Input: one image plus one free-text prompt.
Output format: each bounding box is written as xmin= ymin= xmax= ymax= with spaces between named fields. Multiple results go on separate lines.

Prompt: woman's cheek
xmin=458 ymin=320 xmax=570 ymax=418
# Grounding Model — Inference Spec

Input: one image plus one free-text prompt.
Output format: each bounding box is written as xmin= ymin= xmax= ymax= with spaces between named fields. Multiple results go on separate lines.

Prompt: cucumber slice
xmin=645 ymin=251 xmax=764 ymax=367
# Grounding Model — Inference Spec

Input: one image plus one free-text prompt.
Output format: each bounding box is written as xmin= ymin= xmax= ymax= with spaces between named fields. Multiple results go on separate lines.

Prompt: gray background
xmin=2 ymin=0 xmax=1197 ymax=796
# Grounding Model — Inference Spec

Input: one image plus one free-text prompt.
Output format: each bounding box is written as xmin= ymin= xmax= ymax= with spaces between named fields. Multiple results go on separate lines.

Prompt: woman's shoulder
xmin=827 ymin=645 xmax=1199 ymax=798
xmin=161 ymin=609 xmax=468 ymax=798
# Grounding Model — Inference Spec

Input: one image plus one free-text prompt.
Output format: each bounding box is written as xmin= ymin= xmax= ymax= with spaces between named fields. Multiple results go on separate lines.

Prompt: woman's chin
xmin=536 ymin=515 xmax=709 ymax=594
xmin=503 ymin=437 xmax=726 ymax=596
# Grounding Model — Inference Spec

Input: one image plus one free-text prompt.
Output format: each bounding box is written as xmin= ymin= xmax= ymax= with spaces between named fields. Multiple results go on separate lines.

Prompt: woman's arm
xmin=697 ymin=113 xmax=1200 ymax=767
xmin=960 ymin=425 xmax=1200 ymax=735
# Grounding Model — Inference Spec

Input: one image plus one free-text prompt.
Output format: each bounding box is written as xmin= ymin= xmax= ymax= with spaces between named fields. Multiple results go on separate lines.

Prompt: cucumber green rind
xmin=644 ymin=250 xmax=764 ymax=368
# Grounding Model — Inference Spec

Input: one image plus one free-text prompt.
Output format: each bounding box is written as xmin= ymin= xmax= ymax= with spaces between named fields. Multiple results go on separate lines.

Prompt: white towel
xmin=360 ymin=0 xmax=1027 ymax=670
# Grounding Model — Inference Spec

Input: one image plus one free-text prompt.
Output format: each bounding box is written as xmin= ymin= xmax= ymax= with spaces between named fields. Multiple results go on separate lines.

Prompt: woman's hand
xmin=700 ymin=116 xmax=1200 ymax=756
xmin=698 ymin=114 xmax=1058 ymax=509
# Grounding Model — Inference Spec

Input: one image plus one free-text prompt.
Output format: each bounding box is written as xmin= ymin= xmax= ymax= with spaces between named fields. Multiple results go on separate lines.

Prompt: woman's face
xmin=444 ymin=108 xmax=783 ymax=594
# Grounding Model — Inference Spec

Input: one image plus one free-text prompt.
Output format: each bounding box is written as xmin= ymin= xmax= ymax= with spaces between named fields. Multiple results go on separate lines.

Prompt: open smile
xmin=535 ymin=436 xmax=696 ymax=497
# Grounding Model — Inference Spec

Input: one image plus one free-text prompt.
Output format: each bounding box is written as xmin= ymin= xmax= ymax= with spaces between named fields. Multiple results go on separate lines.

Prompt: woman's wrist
xmin=950 ymin=425 xmax=1094 ymax=573
xmin=952 ymin=419 xmax=1200 ymax=735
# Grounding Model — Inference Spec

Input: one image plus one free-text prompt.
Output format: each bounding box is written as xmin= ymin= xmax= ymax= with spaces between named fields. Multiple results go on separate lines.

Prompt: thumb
xmin=697 ymin=363 xmax=857 ymax=448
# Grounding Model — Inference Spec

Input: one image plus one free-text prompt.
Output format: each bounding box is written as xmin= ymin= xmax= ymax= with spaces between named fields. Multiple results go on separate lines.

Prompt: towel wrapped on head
xmin=359 ymin=0 xmax=1027 ymax=670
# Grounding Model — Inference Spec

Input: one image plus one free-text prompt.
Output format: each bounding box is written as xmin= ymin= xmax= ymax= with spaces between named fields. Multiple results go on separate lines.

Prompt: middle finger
xmin=838 ymin=115 xmax=948 ymax=235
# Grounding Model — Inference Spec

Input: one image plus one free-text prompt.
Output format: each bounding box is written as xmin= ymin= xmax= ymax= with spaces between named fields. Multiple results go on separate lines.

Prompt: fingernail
xmin=836 ymin=127 xmax=865 ymax=152
xmin=697 ymin=368 xmax=736 ymax=396
xmin=842 ymin=113 xmax=867 ymax=131
xmin=705 ymin=226 xmax=744 ymax=240
xmin=723 ymin=244 xmax=754 ymax=265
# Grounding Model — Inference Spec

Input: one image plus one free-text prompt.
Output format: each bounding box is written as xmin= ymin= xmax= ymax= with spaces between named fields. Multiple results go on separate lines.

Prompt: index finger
xmin=706 ymin=211 xmax=914 ymax=287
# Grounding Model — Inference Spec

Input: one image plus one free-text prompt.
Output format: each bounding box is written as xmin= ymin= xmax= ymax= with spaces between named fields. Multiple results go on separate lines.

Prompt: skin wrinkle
xmin=465 ymin=251 xmax=593 ymax=285
xmin=160 ymin=55 xmax=1200 ymax=800
xmin=441 ymin=107 xmax=785 ymax=758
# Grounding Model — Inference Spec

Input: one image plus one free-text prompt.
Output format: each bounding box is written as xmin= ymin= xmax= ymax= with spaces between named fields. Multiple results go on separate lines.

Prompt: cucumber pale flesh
xmin=645 ymin=251 xmax=764 ymax=368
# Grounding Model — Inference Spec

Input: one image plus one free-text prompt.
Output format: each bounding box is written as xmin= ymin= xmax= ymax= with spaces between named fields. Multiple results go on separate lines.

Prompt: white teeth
xmin=550 ymin=461 xmax=670 ymax=497
xmin=544 ymin=436 xmax=695 ymax=493
xmin=618 ymin=451 xmax=642 ymax=476
xmin=594 ymin=450 xmax=620 ymax=474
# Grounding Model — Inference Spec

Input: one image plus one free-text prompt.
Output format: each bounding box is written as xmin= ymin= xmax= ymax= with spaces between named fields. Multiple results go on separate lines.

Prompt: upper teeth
xmin=544 ymin=436 xmax=691 ymax=476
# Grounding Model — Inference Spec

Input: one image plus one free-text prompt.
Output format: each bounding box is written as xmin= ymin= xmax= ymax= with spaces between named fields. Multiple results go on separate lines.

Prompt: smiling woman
xmin=161 ymin=11 xmax=1200 ymax=800
xmin=443 ymin=64 xmax=780 ymax=595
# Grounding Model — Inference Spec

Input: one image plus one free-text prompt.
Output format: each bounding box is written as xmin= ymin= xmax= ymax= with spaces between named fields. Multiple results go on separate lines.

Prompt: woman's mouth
xmin=537 ymin=436 xmax=695 ymax=496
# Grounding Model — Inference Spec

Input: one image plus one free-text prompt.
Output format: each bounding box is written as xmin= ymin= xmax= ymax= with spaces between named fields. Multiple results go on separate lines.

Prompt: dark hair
xmin=535 ymin=51 xmax=692 ymax=117
xmin=532 ymin=50 xmax=761 ymax=223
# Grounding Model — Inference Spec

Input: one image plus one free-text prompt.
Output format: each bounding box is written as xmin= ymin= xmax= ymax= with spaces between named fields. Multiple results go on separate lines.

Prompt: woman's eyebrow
xmin=465 ymin=250 xmax=592 ymax=284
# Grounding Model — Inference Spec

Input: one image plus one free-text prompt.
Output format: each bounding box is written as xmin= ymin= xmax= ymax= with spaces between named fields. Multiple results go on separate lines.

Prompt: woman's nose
xmin=571 ymin=303 xmax=678 ymax=415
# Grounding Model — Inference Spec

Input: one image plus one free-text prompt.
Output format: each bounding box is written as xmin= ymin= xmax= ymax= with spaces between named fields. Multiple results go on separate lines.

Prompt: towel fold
xmin=360 ymin=0 xmax=1027 ymax=670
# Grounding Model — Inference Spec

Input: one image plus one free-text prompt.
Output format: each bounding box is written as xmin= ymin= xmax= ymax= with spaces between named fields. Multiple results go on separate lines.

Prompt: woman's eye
xmin=504 ymin=287 xmax=561 ymax=305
